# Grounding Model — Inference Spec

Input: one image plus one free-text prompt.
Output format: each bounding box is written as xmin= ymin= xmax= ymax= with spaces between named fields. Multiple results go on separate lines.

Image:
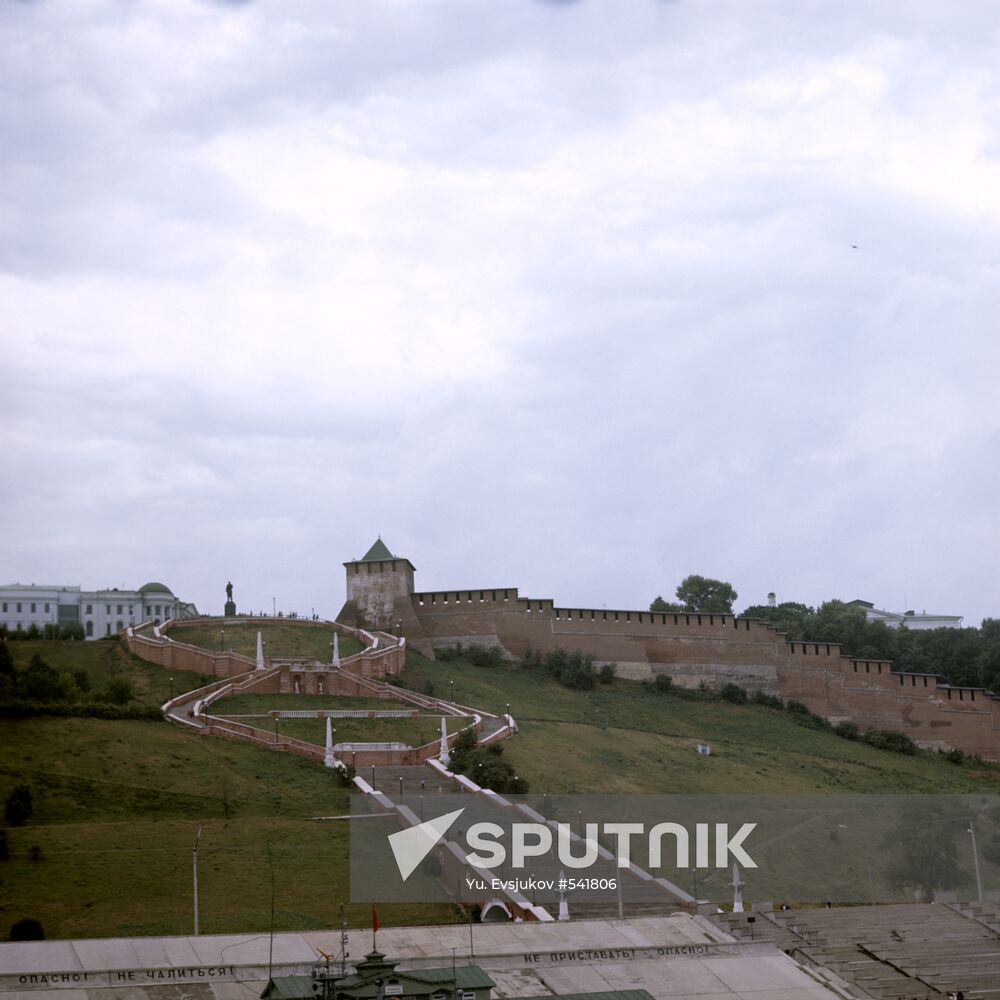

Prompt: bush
xmin=719 ymin=683 xmax=747 ymax=704
xmin=648 ymin=674 xmax=673 ymax=693
xmin=465 ymin=643 xmax=504 ymax=667
xmin=598 ymin=663 xmax=617 ymax=684
xmin=19 ymin=655 xmax=62 ymax=702
xmin=4 ymin=785 xmax=33 ymax=827
xmin=104 ymin=678 xmax=134 ymax=705
xmin=944 ymin=748 xmax=966 ymax=765
xmin=864 ymin=728 xmax=917 ymax=755
xmin=8 ymin=918 xmax=44 ymax=941
xmin=833 ymin=720 xmax=860 ymax=741
xmin=27 ymin=845 xmax=44 ymax=862
xmin=750 ymin=690 xmax=784 ymax=709
xmin=335 ymin=763 xmax=357 ymax=787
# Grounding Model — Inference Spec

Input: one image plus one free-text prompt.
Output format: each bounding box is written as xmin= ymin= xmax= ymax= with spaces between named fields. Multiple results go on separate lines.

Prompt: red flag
xmin=371 ymin=904 xmax=380 ymax=934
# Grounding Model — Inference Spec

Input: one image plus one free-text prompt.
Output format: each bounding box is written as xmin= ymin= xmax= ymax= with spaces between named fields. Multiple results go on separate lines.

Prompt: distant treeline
xmin=740 ymin=599 xmax=1000 ymax=694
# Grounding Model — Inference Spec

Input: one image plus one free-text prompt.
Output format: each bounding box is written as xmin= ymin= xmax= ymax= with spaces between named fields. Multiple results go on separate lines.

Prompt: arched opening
xmin=480 ymin=898 xmax=513 ymax=922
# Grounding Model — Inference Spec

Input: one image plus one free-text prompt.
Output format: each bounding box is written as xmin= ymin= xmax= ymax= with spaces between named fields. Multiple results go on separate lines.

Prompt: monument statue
xmin=224 ymin=581 xmax=236 ymax=618
xmin=226 ymin=581 xmax=233 ymax=601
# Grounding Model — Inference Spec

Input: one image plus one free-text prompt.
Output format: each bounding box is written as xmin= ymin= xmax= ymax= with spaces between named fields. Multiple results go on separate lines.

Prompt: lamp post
xmin=968 ymin=821 xmax=984 ymax=903
xmin=449 ymin=679 xmax=455 ymax=702
xmin=192 ymin=825 xmax=202 ymax=935
xmin=219 ymin=629 xmax=224 ymax=651
xmin=169 ymin=676 xmax=174 ymax=700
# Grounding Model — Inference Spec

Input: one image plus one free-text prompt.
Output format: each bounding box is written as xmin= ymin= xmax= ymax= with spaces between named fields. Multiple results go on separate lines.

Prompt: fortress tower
xmin=340 ymin=538 xmax=417 ymax=632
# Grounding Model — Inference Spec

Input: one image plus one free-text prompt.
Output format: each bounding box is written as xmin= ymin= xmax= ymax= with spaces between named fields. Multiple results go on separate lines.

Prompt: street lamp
xmin=968 ymin=822 xmax=984 ymax=903
xmin=219 ymin=629 xmax=224 ymax=651
xmin=449 ymin=679 xmax=455 ymax=702
xmin=169 ymin=676 xmax=174 ymax=700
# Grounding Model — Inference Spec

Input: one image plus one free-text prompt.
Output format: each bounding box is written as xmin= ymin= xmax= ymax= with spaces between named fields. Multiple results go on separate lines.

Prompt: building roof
xmin=360 ymin=538 xmax=396 ymax=562
xmin=138 ymin=582 xmax=174 ymax=595
xmin=522 ymin=992 xmax=654 ymax=1000
xmin=344 ymin=538 xmax=416 ymax=572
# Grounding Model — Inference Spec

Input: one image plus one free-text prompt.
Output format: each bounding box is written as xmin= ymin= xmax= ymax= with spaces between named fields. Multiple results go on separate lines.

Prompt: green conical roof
xmin=360 ymin=537 xmax=395 ymax=562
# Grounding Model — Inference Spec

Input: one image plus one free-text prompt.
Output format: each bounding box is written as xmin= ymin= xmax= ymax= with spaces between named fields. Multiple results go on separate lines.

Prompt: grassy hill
xmin=3 ymin=636 xmax=999 ymax=940
xmin=0 ymin=717 xmax=458 ymax=940
xmin=399 ymin=651 xmax=1000 ymax=793
xmin=167 ymin=620 xmax=364 ymax=661
xmin=210 ymin=692 xmax=470 ymax=748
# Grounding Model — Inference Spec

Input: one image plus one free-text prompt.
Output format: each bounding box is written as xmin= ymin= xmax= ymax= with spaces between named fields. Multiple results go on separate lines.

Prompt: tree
xmin=104 ymin=678 xmax=134 ymax=705
xmin=4 ymin=785 xmax=33 ymax=827
xmin=881 ymin=800 xmax=967 ymax=901
xmin=19 ymin=655 xmax=62 ymax=702
xmin=0 ymin=639 xmax=14 ymax=698
xmin=8 ymin=918 xmax=44 ymax=941
xmin=675 ymin=575 xmax=738 ymax=614
xmin=649 ymin=596 xmax=684 ymax=613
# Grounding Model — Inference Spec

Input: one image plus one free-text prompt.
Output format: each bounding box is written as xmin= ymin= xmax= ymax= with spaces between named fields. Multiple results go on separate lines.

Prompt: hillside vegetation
xmin=167 ymin=620 xmax=364 ymax=662
xmin=399 ymin=650 xmax=1000 ymax=794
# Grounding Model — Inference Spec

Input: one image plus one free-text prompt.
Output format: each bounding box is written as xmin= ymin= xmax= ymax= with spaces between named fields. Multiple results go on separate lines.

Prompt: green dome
xmin=138 ymin=582 xmax=174 ymax=595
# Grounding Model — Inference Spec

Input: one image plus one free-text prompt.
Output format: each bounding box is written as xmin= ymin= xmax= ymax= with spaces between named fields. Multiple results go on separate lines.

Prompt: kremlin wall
xmin=337 ymin=539 xmax=1000 ymax=761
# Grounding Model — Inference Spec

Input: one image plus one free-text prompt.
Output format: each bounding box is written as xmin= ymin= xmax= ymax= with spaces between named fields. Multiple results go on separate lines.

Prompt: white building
xmin=849 ymin=599 xmax=964 ymax=630
xmin=0 ymin=581 xmax=197 ymax=638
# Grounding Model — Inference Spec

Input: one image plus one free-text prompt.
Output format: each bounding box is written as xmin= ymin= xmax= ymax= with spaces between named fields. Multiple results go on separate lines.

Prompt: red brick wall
xmin=408 ymin=588 xmax=1000 ymax=760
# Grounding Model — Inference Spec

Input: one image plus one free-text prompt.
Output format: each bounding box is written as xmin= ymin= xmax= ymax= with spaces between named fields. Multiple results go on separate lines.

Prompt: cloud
xmin=2 ymin=0 xmax=998 ymax=625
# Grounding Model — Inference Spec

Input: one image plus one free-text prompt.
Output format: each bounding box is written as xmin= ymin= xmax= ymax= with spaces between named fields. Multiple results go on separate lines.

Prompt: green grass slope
xmin=0 ymin=717 xmax=458 ymax=940
xmin=400 ymin=651 xmax=1000 ymax=793
xmin=167 ymin=621 xmax=364 ymax=661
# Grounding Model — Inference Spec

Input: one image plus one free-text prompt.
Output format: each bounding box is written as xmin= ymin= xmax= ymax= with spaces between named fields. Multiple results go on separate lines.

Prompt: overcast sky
xmin=2 ymin=0 xmax=998 ymax=627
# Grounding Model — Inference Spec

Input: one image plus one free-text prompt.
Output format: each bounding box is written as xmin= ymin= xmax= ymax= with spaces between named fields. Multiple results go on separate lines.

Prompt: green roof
xmin=360 ymin=538 xmax=395 ymax=562
xmin=261 ymin=976 xmax=313 ymax=999
xmin=138 ymin=581 xmax=173 ymax=595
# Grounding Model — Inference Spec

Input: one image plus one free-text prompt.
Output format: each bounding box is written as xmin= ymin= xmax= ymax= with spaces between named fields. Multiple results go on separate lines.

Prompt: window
xmin=31 ymin=602 xmax=36 ymax=613
xmin=128 ymin=605 xmax=133 ymax=614
xmin=106 ymin=605 xmax=111 ymax=614
xmin=45 ymin=603 xmax=50 ymax=613
xmin=1 ymin=603 xmax=5 ymax=613
xmin=105 ymin=623 xmax=111 ymax=636
xmin=86 ymin=604 xmax=92 ymax=614
xmin=117 ymin=605 xmax=122 ymax=615
xmin=145 ymin=606 xmax=151 ymax=615
xmin=16 ymin=603 xmax=21 ymax=613
xmin=116 ymin=621 xmax=123 ymax=633
xmin=461 ymin=992 xmax=477 ymax=1000
xmin=155 ymin=605 xmax=161 ymax=616
xmin=86 ymin=621 xmax=93 ymax=637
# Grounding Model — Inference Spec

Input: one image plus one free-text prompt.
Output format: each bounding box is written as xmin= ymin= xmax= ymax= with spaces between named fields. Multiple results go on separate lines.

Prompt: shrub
xmin=104 ymin=678 xmax=134 ymax=705
xmin=8 ymin=918 xmax=44 ymax=941
xmin=19 ymin=655 xmax=63 ymax=702
xmin=833 ymin=720 xmax=860 ymax=741
xmin=598 ymin=663 xmax=617 ymax=684
xmin=649 ymin=674 xmax=673 ymax=693
xmin=944 ymin=748 xmax=966 ymax=765
xmin=465 ymin=643 xmax=504 ymax=668
xmin=335 ymin=763 xmax=357 ymax=787
xmin=4 ymin=785 xmax=33 ymax=827
xmin=864 ymin=728 xmax=917 ymax=755
xmin=27 ymin=845 xmax=44 ymax=862
xmin=719 ymin=683 xmax=747 ymax=704
xmin=750 ymin=690 xmax=784 ymax=709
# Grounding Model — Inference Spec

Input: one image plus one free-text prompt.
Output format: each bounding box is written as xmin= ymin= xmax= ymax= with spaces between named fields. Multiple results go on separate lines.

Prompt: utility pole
xmin=968 ymin=821 xmax=984 ymax=903
xmin=193 ymin=825 xmax=203 ymax=935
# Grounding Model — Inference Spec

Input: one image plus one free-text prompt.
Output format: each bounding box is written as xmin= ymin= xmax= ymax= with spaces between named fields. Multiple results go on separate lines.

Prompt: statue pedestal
xmin=224 ymin=601 xmax=236 ymax=617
